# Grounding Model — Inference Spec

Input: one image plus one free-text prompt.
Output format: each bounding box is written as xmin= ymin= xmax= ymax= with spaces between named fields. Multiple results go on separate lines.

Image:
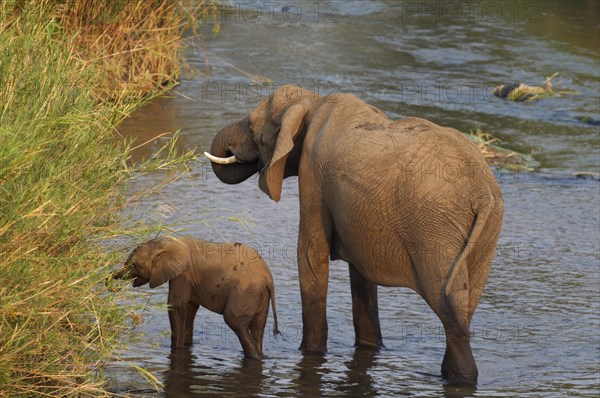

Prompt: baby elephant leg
xmin=249 ymin=303 xmax=270 ymax=355
xmin=224 ymin=313 xmax=261 ymax=359
xmin=169 ymin=303 xmax=197 ymax=348
xmin=185 ymin=302 xmax=200 ymax=345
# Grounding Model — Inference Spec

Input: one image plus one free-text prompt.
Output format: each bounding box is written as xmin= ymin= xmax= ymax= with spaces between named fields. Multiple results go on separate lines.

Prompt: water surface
xmin=109 ymin=1 xmax=599 ymax=396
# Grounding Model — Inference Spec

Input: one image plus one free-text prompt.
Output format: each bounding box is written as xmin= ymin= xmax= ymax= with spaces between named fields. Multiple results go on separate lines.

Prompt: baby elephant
xmin=113 ymin=236 xmax=279 ymax=359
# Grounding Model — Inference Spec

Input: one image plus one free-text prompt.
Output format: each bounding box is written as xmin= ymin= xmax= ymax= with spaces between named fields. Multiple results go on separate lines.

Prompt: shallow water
xmin=109 ymin=1 xmax=599 ymax=396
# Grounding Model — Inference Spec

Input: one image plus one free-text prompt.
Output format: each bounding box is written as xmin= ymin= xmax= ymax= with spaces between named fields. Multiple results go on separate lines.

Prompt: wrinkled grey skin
xmin=114 ymin=237 xmax=279 ymax=359
xmin=207 ymin=85 xmax=504 ymax=384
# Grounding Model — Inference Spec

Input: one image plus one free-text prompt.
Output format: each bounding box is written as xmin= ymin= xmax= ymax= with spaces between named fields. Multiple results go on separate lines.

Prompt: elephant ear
xmin=149 ymin=240 xmax=190 ymax=288
xmin=259 ymin=104 xmax=307 ymax=202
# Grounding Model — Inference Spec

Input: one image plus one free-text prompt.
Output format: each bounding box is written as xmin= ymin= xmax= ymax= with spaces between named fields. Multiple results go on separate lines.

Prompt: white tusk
xmin=204 ymin=152 xmax=239 ymax=165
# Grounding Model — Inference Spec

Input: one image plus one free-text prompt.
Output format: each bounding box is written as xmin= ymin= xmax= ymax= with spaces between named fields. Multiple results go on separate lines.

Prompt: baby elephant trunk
xmin=105 ymin=265 xmax=128 ymax=292
xmin=111 ymin=266 xmax=128 ymax=280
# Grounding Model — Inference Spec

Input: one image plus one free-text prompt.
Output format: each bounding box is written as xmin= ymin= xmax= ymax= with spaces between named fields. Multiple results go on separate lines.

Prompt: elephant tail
xmin=267 ymin=282 xmax=281 ymax=338
xmin=443 ymin=202 xmax=493 ymax=331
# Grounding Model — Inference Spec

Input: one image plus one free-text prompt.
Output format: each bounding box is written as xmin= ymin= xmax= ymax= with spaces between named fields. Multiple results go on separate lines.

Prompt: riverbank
xmin=0 ymin=1 xmax=208 ymax=396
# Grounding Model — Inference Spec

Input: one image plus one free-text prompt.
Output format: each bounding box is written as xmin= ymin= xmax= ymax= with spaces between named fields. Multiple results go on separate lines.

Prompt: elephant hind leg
xmin=440 ymin=272 xmax=477 ymax=384
xmin=349 ymin=263 xmax=383 ymax=348
xmin=441 ymin=324 xmax=477 ymax=385
xmin=439 ymin=278 xmax=478 ymax=385
xmin=224 ymin=314 xmax=262 ymax=359
xmin=415 ymin=261 xmax=477 ymax=384
xmin=439 ymin=206 xmax=502 ymax=385
xmin=249 ymin=301 xmax=269 ymax=355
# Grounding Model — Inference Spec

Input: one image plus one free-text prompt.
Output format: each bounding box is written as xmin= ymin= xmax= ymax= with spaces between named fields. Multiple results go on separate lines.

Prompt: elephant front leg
xmin=169 ymin=303 xmax=197 ymax=347
xmin=168 ymin=304 xmax=190 ymax=348
xmin=168 ymin=279 xmax=193 ymax=348
xmin=349 ymin=264 xmax=383 ymax=348
xmin=184 ymin=303 xmax=200 ymax=345
xmin=298 ymin=237 xmax=330 ymax=353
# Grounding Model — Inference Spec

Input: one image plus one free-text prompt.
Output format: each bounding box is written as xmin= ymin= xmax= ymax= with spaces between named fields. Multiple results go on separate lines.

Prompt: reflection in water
xmin=291 ymin=349 xmax=381 ymax=397
xmin=339 ymin=348 xmax=477 ymax=398
xmin=162 ymin=347 xmax=382 ymax=398
xmin=339 ymin=348 xmax=378 ymax=397
xmin=163 ymin=348 xmax=196 ymax=398
xmin=443 ymin=384 xmax=477 ymax=398
xmin=292 ymin=353 xmax=328 ymax=397
xmin=116 ymin=96 xmax=182 ymax=163
xmin=163 ymin=348 xmax=265 ymax=397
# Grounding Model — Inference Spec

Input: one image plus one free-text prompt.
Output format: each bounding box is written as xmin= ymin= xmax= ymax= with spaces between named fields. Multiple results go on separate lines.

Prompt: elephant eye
xmin=249 ymin=119 xmax=257 ymax=133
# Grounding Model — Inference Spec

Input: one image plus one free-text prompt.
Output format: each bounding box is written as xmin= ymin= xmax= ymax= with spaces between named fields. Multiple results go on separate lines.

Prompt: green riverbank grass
xmin=0 ymin=2 xmax=196 ymax=396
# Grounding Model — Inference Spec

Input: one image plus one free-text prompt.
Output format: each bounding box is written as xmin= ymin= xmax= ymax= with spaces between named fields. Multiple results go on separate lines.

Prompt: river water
xmin=108 ymin=1 xmax=599 ymax=396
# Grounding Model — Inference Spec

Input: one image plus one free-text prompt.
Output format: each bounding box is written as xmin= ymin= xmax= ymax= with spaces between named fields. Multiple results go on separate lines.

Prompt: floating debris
xmin=493 ymin=73 xmax=577 ymax=101
xmin=468 ymin=129 xmax=537 ymax=171
xmin=574 ymin=116 xmax=600 ymax=126
xmin=572 ymin=171 xmax=600 ymax=180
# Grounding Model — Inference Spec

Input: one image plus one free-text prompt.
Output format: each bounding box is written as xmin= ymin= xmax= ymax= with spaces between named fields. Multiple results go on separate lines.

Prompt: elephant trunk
xmin=111 ymin=267 xmax=126 ymax=280
xmin=208 ymin=119 xmax=261 ymax=184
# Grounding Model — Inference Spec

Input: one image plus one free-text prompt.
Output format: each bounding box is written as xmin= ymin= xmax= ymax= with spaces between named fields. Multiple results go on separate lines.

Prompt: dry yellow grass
xmin=469 ymin=129 xmax=536 ymax=171
xmin=57 ymin=0 xmax=218 ymax=100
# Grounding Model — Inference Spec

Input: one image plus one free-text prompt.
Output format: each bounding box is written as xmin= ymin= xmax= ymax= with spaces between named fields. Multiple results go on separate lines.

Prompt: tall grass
xmin=54 ymin=0 xmax=217 ymax=100
xmin=0 ymin=1 xmax=207 ymax=396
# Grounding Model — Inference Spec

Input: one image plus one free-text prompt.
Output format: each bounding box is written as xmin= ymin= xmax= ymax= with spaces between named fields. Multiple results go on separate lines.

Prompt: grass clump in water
xmin=468 ymin=128 xmax=537 ymax=171
xmin=0 ymin=1 xmax=201 ymax=396
xmin=493 ymin=72 xmax=577 ymax=102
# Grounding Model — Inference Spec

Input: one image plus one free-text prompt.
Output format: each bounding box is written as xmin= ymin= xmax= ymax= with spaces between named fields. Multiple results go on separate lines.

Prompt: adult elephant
xmin=205 ymin=85 xmax=503 ymax=385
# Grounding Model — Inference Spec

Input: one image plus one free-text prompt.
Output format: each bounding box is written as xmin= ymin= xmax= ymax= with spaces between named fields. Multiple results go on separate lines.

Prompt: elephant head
xmin=205 ymin=85 xmax=317 ymax=202
xmin=113 ymin=238 xmax=191 ymax=288
xmin=207 ymin=117 xmax=262 ymax=185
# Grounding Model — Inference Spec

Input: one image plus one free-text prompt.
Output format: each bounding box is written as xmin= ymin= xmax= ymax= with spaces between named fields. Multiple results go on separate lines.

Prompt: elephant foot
xmin=441 ymin=336 xmax=478 ymax=386
xmin=299 ymin=333 xmax=327 ymax=354
xmin=354 ymin=337 xmax=384 ymax=349
xmin=243 ymin=350 xmax=263 ymax=360
xmin=353 ymin=319 xmax=383 ymax=348
xmin=299 ymin=320 xmax=328 ymax=353
xmin=170 ymin=337 xmax=193 ymax=348
xmin=299 ymin=340 xmax=327 ymax=354
xmin=240 ymin=340 xmax=263 ymax=360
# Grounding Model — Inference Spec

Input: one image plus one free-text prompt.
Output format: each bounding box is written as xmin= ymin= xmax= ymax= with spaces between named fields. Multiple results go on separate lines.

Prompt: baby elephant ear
xmin=149 ymin=240 xmax=190 ymax=288
xmin=259 ymin=104 xmax=307 ymax=202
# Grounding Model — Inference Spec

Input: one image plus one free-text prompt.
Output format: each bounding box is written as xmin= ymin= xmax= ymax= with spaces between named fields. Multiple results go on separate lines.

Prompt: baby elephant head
xmin=113 ymin=238 xmax=191 ymax=288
